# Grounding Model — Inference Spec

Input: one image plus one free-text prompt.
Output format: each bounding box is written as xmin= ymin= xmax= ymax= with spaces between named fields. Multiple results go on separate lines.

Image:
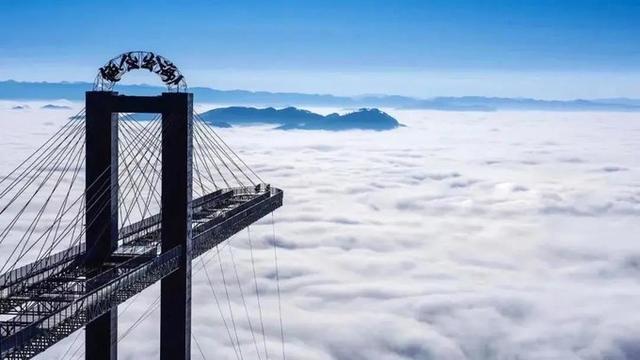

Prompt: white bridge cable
xmin=192 ymin=112 xmax=265 ymax=188
xmin=228 ymin=244 xmax=264 ymax=360
xmin=117 ymin=114 xmax=163 ymax=233
xmin=0 ymin=108 xmax=86 ymax=200
xmin=0 ymin=127 xmax=86 ymax=274
xmin=41 ymin=114 xmax=162 ymax=263
xmin=0 ymin=127 xmax=87 ymax=276
xmin=0 ymin=116 xmax=86 ymax=252
xmin=192 ymin=332 xmax=209 ymax=360
xmin=194 ymin=111 xmax=264 ymax=184
xmin=272 ymin=212 xmax=286 ymax=360
xmin=217 ymin=229 xmax=245 ymax=360
xmin=193 ymin=125 xmax=231 ymax=189
xmin=5 ymin=166 xmax=111 ymax=282
xmin=193 ymin=138 xmax=217 ymax=197
xmin=13 ymin=166 xmax=112 ymax=276
xmin=25 ymin=166 xmax=111 ymax=269
xmin=248 ymin=226 xmax=270 ymax=360
xmin=196 ymin=121 xmax=253 ymax=187
xmin=0 ymin=120 xmax=85 ymax=225
xmin=194 ymin=123 xmax=245 ymax=188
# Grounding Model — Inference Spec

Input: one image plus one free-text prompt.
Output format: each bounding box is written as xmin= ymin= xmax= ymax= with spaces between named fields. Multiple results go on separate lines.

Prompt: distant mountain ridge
xmin=41 ymin=104 xmax=72 ymax=110
xmin=199 ymin=107 xmax=402 ymax=130
xmin=2 ymin=80 xmax=640 ymax=112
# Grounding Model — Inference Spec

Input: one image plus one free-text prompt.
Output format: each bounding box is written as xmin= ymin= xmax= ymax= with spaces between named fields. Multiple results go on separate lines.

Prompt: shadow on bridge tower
xmin=85 ymin=91 xmax=193 ymax=360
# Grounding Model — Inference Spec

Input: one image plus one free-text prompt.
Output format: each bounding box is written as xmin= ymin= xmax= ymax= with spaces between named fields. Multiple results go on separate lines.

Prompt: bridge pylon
xmin=84 ymin=91 xmax=120 ymax=360
xmin=84 ymin=91 xmax=194 ymax=360
xmin=0 ymin=51 xmax=283 ymax=360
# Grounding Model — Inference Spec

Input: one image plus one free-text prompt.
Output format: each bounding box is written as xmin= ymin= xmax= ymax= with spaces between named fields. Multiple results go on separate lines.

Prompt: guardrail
xmin=0 ymin=244 xmax=85 ymax=296
xmin=193 ymin=188 xmax=283 ymax=257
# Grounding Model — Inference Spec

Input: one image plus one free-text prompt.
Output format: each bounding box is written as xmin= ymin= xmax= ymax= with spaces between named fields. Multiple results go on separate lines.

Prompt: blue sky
xmin=1 ymin=0 xmax=639 ymax=98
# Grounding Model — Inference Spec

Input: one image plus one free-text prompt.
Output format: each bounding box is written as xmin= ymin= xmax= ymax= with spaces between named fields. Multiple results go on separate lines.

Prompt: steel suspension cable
xmin=194 ymin=124 xmax=241 ymax=188
xmin=195 ymin=123 xmax=254 ymax=187
xmin=119 ymin=116 xmax=162 ymax=195
xmin=217 ymin=245 xmax=245 ymax=360
xmin=271 ymin=212 xmax=286 ymax=360
xmin=194 ymin=119 xmax=253 ymax=186
xmin=248 ymin=226 xmax=269 ymax=360
xmin=1 ymin=134 xmax=86 ymax=273
xmin=0 ymin=119 xmax=85 ymax=212
xmin=228 ymin=245 xmax=264 ymax=360
xmin=0 ymin=108 xmax=85 ymax=199
xmin=0 ymin=124 xmax=86 ymax=262
xmin=194 ymin=113 xmax=263 ymax=184
xmin=118 ymin=118 xmax=162 ymax=228
xmin=193 ymin=125 xmax=230 ymax=188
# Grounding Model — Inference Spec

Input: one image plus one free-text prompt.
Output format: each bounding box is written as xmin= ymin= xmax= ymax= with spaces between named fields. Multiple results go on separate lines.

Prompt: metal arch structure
xmin=94 ymin=51 xmax=188 ymax=92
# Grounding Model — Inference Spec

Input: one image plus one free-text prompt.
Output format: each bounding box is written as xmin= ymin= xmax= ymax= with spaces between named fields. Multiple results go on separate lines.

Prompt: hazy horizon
xmin=3 ymin=78 xmax=640 ymax=103
xmin=2 ymin=1 xmax=640 ymax=99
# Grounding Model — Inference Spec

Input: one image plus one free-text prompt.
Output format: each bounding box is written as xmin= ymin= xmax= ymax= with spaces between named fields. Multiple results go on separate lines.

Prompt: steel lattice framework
xmin=0 ymin=187 xmax=282 ymax=359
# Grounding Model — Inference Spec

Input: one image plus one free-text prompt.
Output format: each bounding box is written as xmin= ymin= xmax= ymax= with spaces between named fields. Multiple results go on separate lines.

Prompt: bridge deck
xmin=0 ymin=185 xmax=283 ymax=359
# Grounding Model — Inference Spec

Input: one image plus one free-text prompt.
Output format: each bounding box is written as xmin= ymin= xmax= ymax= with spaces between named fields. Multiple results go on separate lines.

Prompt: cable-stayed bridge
xmin=0 ymin=52 xmax=284 ymax=359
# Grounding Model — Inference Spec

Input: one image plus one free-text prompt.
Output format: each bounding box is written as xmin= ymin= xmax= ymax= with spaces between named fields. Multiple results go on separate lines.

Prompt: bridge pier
xmin=85 ymin=91 xmax=119 ymax=360
xmin=160 ymin=92 xmax=193 ymax=360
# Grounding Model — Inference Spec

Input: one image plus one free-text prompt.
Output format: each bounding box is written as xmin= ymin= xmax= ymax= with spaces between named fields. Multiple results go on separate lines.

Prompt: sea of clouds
xmin=2 ymin=101 xmax=640 ymax=359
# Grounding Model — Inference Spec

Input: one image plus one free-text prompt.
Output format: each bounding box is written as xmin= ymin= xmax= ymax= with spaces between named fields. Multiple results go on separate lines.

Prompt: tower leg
xmin=85 ymin=91 xmax=119 ymax=360
xmin=160 ymin=92 xmax=193 ymax=360
xmin=85 ymin=312 xmax=117 ymax=360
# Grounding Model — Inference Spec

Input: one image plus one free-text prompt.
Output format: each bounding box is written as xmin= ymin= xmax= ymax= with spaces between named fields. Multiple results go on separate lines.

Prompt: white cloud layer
xmin=1 ymin=102 xmax=639 ymax=359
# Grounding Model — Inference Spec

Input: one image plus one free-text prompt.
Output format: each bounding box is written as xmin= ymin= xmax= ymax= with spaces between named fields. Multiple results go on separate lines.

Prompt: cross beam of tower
xmin=0 ymin=52 xmax=284 ymax=359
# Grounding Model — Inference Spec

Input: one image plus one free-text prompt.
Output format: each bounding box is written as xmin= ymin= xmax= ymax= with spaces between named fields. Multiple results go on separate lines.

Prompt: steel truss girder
xmin=1 ymin=247 xmax=181 ymax=359
xmin=0 ymin=186 xmax=282 ymax=359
